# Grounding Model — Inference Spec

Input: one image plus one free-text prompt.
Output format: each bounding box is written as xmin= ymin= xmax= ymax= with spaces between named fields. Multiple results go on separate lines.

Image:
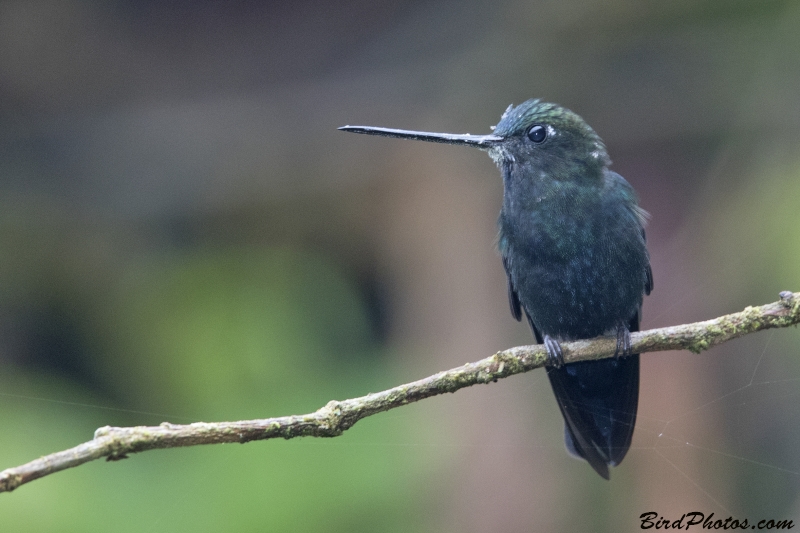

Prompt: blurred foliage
xmin=92 ymin=245 xmax=381 ymax=418
xmin=703 ymin=153 xmax=800 ymax=299
xmin=698 ymin=150 xmax=800 ymax=518
xmin=0 ymin=216 xmax=441 ymax=530
xmin=2 ymin=0 xmax=800 ymax=531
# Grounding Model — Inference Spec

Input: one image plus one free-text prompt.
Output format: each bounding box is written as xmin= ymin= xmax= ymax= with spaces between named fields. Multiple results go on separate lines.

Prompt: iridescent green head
xmin=488 ymin=99 xmax=610 ymax=178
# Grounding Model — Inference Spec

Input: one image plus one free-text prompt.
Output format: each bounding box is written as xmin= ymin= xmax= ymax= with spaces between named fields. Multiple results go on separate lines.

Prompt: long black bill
xmin=338 ymin=125 xmax=502 ymax=148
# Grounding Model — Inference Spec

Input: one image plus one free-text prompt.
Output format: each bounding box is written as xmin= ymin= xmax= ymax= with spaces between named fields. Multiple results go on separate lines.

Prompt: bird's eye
xmin=527 ymin=125 xmax=547 ymax=143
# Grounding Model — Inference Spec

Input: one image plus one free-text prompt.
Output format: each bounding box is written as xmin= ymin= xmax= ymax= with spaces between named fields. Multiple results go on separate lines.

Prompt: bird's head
xmin=488 ymin=99 xmax=610 ymax=181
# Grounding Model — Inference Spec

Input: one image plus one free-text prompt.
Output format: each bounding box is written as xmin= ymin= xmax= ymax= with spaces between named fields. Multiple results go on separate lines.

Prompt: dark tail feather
xmin=547 ymin=355 xmax=639 ymax=479
xmin=538 ymin=317 xmax=641 ymax=479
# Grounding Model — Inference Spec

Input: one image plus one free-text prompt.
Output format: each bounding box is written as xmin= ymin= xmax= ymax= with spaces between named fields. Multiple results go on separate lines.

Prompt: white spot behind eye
xmin=546 ymin=125 xmax=556 ymax=137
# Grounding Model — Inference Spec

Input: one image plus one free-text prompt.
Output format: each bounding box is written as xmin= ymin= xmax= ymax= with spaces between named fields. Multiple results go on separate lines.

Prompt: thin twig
xmin=1 ymin=291 xmax=798 ymax=494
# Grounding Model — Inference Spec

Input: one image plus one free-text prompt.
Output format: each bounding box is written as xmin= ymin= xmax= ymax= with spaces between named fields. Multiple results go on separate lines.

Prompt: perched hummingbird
xmin=340 ymin=99 xmax=652 ymax=479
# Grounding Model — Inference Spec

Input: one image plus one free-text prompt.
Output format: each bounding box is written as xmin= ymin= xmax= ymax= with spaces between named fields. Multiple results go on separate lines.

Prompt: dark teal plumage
xmin=493 ymin=100 xmax=652 ymax=479
xmin=340 ymin=99 xmax=653 ymax=479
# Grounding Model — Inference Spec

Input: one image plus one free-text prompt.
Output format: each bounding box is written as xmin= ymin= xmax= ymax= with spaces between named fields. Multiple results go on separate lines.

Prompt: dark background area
xmin=1 ymin=1 xmax=799 ymax=531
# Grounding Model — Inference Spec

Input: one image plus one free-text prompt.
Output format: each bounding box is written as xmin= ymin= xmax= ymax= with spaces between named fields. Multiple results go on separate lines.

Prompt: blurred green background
xmin=1 ymin=1 xmax=800 ymax=531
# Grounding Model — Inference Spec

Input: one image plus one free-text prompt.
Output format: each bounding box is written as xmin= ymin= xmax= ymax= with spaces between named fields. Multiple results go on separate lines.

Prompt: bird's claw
xmin=614 ymin=325 xmax=632 ymax=358
xmin=544 ymin=335 xmax=565 ymax=368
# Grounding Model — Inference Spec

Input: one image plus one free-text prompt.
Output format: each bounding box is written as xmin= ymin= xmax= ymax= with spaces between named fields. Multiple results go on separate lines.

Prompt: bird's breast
xmin=500 ymin=194 xmax=647 ymax=340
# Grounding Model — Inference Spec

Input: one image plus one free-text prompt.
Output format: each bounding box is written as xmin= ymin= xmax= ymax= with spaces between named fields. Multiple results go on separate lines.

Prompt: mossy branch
xmin=1 ymin=291 xmax=798 ymax=494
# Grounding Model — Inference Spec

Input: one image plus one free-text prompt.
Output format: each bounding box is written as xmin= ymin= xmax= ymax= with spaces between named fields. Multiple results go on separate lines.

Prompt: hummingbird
xmin=339 ymin=99 xmax=652 ymax=479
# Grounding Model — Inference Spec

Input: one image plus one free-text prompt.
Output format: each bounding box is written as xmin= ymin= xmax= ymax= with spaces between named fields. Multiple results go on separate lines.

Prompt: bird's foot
xmin=614 ymin=324 xmax=632 ymax=358
xmin=543 ymin=335 xmax=565 ymax=368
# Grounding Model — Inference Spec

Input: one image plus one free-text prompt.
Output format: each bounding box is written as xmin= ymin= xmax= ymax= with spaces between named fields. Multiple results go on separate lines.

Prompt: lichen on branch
xmin=1 ymin=291 xmax=798 ymax=494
